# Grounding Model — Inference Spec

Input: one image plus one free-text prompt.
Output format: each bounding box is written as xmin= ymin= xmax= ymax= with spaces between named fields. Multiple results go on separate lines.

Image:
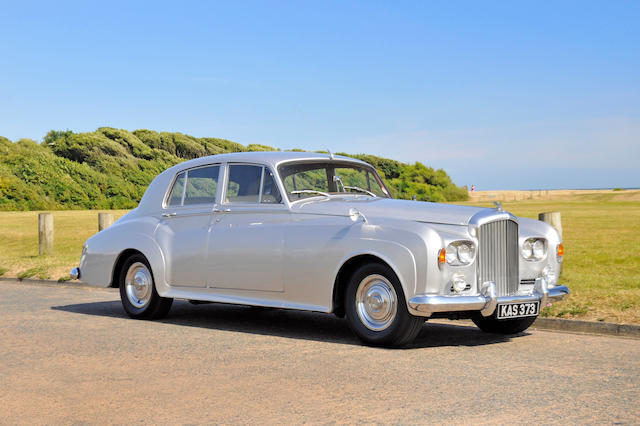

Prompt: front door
xmin=206 ymin=164 xmax=287 ymax=292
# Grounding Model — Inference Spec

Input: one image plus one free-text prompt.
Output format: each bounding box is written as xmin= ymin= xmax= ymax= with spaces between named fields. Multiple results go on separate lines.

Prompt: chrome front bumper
xmin=408 ymin=278 xmax=569 ymax=318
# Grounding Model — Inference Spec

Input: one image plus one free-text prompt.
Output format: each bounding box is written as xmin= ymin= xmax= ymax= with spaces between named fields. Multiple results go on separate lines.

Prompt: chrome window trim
xmin=162 ymin=164 xmax=222 ymax=209
xmin=258 ymin=167 xmax=265 ymax=204
xmin=276 ymin=160 xmax=391 ymax=203
xmin=164 ymin=171 xmax=186 ymax=208
xmin=222 ymin=162 xmax=285 ymax=206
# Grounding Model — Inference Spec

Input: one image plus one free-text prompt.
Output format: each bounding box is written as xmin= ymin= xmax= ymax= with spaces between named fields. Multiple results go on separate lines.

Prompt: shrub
xmin=0 ymin=128 xmax=467 ymax=210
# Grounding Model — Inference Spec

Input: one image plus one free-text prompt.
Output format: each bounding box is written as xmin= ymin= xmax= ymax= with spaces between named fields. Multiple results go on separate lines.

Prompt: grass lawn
xmin=461 ymin=191 xmax=640 ymax=324
xmin=1 ymin=191 xmax=638 ymax=324
xmin=0 ymin=210 xmax=129 ymax=281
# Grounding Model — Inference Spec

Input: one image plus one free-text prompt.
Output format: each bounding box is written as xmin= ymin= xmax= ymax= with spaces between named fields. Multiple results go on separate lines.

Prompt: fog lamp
xmin=451 ymin=273 xmax=467 ymax=293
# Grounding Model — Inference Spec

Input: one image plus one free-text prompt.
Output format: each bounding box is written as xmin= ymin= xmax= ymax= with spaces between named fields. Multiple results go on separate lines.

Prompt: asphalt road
xmin=1 ymin=281 xmax=638 ymax=424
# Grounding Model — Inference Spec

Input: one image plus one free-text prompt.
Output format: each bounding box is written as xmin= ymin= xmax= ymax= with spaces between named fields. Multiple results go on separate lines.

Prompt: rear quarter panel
xmin=79 ymin=216 xmax=165 ymax=289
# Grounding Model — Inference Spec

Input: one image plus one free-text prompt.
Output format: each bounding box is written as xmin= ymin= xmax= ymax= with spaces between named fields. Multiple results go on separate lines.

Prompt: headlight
xmin=443 ymin=241 xmax=475 ymax=266
xmin=522 ymin=238 xmax=546 ymax=261
xmin=445 ymin=245 xmax=458 ymax=264
xmin=532 ymin=239 xmax=545 ymax=259
xmin=457 ymin=244 xmax=473 ymax=263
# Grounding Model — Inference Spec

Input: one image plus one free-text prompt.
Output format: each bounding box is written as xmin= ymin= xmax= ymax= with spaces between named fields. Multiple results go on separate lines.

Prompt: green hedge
xmin=0 ymin=128 xmax=467 ymax=210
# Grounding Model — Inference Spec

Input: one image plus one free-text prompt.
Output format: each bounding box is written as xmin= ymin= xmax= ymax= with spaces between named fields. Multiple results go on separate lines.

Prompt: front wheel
xmin=345 ymin=263 xmax=424 ymax=347
xmin=471 ymin=314 xmax=537 ymax=334
xmin=119 ymin=254 xmax=173 ymax=319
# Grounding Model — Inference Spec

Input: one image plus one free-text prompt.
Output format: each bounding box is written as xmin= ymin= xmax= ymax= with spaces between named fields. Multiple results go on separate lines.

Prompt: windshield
xmin=278 ymin=161 xmax=391 ymax=201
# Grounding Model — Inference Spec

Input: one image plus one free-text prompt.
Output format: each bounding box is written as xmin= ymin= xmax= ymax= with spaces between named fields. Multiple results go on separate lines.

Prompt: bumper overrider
xmin=70 ymin=267 xmax=81 ymax=280
xmin=408 ymin=278 xmax=569 ymax=317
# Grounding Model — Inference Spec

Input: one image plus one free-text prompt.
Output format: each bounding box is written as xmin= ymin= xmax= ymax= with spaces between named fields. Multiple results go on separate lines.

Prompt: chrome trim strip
xmin=408 ymin=278 xmax=570 ymax=317
xmin=468 ymin=209 xmax=518 ymax=229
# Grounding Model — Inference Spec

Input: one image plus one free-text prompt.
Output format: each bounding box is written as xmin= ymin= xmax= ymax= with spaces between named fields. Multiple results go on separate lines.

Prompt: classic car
xmin=71 ymin=151 xmax=569 ymax=346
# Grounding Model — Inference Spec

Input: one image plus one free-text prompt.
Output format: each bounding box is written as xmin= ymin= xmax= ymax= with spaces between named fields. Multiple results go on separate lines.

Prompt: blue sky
xmin=1 ymin=1 xmax=638 ymax=190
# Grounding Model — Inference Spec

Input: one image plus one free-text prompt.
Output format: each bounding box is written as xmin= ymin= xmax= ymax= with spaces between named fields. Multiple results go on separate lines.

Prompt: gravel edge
xmin=2 ymin=277 xmax=638 ymax=339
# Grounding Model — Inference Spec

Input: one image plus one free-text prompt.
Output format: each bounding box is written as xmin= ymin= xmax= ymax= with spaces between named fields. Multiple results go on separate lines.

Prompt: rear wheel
xmin=471 ymin=314 xmax=537 ymax=334
xmin=119 ymin=254 xmax=173 ymax=319
xmin=345 ymin=263 xmax=423 ymax=347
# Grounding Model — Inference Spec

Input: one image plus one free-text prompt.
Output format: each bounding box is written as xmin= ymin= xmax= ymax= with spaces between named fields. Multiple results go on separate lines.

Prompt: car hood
xmin=290 ymin=197 xmax=489 ymax=226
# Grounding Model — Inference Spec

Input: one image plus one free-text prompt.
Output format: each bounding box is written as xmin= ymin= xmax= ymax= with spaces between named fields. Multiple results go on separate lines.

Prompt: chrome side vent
xmin=478 ymin=219 xmax=519 ymax=296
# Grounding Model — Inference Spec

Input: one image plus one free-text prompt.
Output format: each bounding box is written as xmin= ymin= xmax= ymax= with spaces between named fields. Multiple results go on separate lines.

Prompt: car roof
xmin=167 ymin=151 xmax=369 ymax=171
xmin=133 ymin=151 xmax=373 ymax=214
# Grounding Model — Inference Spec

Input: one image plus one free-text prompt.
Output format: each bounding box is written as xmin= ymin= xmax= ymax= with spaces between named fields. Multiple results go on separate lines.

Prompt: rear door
xmin=156 ymin=164 xmax=220 ymax=287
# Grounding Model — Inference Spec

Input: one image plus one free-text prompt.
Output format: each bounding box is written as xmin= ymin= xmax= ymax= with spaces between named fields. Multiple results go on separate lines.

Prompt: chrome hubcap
xmin=356 ymin=274 xmax=397 ymax=331
xmin=125 ymin=262 xmax=152 ymax=308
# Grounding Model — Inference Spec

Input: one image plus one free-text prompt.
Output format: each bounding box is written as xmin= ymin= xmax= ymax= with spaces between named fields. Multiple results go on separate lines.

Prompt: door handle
xmin=212 ymin=208 xmax=231 ymax=213
xmin=162 ymin=212 xmax=177 ymax=218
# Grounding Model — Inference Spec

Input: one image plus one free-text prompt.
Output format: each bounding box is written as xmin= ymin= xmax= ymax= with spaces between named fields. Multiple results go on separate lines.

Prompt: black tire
xmin=345 ymin=263 xmax=424 ymax=347
xmin=119 ymin=254 xmax=173 ymax=319
xmin=471 ymin=313 xmax=537 ymax=334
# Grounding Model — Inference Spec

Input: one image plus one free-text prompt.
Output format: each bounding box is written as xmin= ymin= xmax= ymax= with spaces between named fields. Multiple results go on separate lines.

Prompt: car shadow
xmin=51 ymin=300 xmax=525 ymax=348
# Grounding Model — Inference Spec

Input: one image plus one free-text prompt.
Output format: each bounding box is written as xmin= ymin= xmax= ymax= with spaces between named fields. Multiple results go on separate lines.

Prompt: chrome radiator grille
xmin=477 ymin=219 xmax=519 ymax=296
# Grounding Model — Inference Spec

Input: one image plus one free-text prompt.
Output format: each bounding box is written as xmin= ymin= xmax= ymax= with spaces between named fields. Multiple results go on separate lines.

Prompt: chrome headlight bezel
xmin=444 ymin=241 xmax=476 ymax=266
xmin=522 ymin=238 xmax=546 ymax=261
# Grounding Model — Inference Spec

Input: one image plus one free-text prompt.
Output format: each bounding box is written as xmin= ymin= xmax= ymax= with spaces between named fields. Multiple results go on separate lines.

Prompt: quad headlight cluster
xmin=443 ymin=241 xmax=475 ymax=266
xmin=522 ymin=238 xmax=546 ymax=261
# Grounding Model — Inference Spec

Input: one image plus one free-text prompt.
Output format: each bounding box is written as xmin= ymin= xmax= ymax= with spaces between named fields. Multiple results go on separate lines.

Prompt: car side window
xmin=226 ymin=165 xmax=262 ymax=203
xmin=184 ymin=165 xmax=220 ymax=205
xmin=167 ymin=172 xmax=186 ymax=206
xmin=261 ymin=169 xmax=282 ymax=204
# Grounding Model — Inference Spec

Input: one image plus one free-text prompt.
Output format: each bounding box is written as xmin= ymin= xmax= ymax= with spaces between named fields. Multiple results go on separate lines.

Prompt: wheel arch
xmin=332 ymin=253 xmax=410 ymax=317
xmin=110 ymin=249 xmax=145 ymax=288
xmin=103 ymin=229 xmax=167 ymax=291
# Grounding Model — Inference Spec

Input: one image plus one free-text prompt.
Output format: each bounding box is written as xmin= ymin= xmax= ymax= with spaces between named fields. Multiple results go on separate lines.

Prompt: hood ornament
xmin=493 ymin=201 xmax=503 ymax=212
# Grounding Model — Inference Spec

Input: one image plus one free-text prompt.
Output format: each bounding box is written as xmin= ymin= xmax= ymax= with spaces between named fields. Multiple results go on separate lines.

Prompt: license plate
xmin=496 ymin=301 xmax=539 ymax=319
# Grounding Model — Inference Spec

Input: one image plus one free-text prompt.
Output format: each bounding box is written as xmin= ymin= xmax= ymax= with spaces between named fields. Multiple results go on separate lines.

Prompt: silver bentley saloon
xmin=71 ymin=151 xmax=569 ymax=346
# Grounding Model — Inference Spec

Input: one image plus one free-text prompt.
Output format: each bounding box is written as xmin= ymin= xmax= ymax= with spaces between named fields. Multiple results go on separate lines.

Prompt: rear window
xmin=166 ymin=165 xmax=220 ymax=207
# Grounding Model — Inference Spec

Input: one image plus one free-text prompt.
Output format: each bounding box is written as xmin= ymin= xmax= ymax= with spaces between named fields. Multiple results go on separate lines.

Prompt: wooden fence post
xmin=98 ymin=213 xmax=114 ymax=231
xmin=538 ymin=211 xmax=562 ymax=239
xmin=38 ymin=213 xmax=54 ymax=255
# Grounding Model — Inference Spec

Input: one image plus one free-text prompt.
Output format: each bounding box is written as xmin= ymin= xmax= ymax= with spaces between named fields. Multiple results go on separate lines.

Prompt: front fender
xmin=334 ymin=239 xmax=418 ymax=301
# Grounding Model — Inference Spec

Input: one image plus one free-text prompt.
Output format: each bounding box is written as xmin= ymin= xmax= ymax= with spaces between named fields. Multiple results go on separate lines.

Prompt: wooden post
xmin=539 ymin=211 xmax=562 ymax=239
xmin=98 ymin=213 xmax=114 ymax=231
xmin=38 ymin=213 xmax=54 ymax=255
